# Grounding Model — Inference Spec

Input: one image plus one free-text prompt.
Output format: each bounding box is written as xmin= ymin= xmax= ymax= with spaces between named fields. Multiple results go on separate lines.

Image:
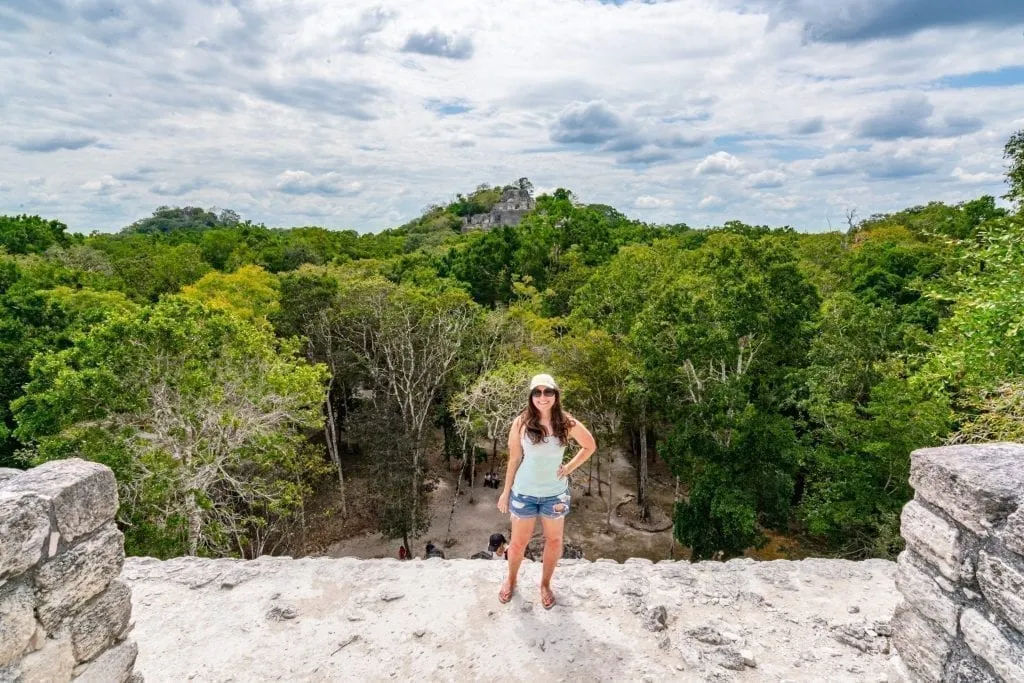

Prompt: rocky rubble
xmin=122 ymin=554 xmax=898 ymax=682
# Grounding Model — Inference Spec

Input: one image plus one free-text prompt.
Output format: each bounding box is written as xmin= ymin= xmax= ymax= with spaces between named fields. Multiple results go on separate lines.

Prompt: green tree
xmin=334 ymin=275 xmax=480 ymax=544
xmin=632 ymin=233 xmax=820 ymax=559
xmin=123 ymin=206 xmax=240 ymax=235
xmin=1004 ymin=129 xmax=1024 ymax=210
xmin=569 ymin=238 xmax=691 ymax=518
xmin=273 ymin=266 xmax=354 ymax=517
xmin=449 ymin=361 xmax=537 ymax=498
xmin=13 ymin=297 xmax=329 ymax=558
xmin=0 ymin=215 xmax=74 ymax=254
xmin=798 ymin=294 xmax=950 ymax=555
xmin=552 ymin=327 xmax=632 ymax=512
xmin=0 ymin=253 xmax=132 ymax=465
xmin=180 ymin=265 xmax=280 ymax=322
xmin=87 ymin=234 xmax=213 ymax=302
xmin=440 ymin=228 xmax=519 ymax=307
xmin=925 ymin=212 xmax=1024 ymax=440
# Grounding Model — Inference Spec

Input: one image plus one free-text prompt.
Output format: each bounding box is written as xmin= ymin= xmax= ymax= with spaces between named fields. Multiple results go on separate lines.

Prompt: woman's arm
xmin=497 ymin=415 xmax=524 ymax=513
xmin=557 ymin=415 xmax=597 ymax=480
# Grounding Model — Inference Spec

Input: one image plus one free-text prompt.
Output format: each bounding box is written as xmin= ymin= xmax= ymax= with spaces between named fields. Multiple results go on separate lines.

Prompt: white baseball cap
xmin=529 ymin=373 xmax=559 ymax=392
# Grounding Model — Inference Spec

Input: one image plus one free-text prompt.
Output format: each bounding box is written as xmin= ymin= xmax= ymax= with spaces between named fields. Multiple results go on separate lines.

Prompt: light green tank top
xmin=512 ymin=430 xmax=568 ymax=497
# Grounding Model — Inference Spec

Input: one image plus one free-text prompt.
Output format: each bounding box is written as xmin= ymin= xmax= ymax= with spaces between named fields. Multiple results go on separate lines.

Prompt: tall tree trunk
xmin=597 ymin=452 xmax=603 ymax=497
xmin=606 ymin=467 xmax=614 ymax=531
xmin=469 ymin=440 xmax=477 ymax=504
xmin=445 ymin=434 xmax=469 ymax=546
xmin=186 ymin=493 xmax=202 ymax=556
xmin=669 ymin=476 xmax=681 ymax=559
xmin=586 ymin=457 xmax=594 ymax=496
xmin=411 ymin=446 xmax=420 ymax=536
xmin=638 ymin=407 xmax=650 ymax=521
xmin=324 ymin=390 xmax=347 ymax=518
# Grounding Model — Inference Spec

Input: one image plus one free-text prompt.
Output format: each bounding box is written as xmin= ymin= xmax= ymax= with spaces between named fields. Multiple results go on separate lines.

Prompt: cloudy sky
xmin=2 ymin=0 xmax=1023 ymax=234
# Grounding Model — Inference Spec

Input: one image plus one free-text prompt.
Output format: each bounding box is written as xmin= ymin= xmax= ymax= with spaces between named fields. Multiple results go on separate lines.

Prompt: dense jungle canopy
xmin=2 ymin=133 xmax=1023 ymax=561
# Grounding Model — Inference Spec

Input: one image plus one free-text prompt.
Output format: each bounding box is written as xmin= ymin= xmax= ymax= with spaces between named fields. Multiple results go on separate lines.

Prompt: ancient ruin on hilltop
xmin=461 ymin=185 xmax=536 ymax=232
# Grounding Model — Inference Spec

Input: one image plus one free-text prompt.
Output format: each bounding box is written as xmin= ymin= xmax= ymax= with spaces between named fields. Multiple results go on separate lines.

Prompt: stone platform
xmin=123 ymin=555 xmax=898 ymax=682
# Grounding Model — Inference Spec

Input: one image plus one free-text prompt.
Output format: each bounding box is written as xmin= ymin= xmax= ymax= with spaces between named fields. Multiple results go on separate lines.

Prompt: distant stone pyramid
xmin=462 ymin=185 xmax=536 ymax=232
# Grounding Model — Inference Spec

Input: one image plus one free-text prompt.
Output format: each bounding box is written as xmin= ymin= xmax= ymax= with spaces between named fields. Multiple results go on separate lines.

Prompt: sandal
xmin=540 ymin=585 xmax=556 ymax=610
xmin=499 ymin=580 xmax=515 ymax=604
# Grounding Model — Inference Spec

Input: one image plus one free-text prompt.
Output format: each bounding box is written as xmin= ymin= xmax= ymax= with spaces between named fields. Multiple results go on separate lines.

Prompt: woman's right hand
xmin=497 ymin=491 xmax=510 ymax=514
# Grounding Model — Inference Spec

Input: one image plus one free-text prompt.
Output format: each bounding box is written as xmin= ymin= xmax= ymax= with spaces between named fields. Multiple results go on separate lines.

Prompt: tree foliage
xmin=1004 ymin=130 xmax=1024 ymax=210
xmin=123 ymin=206 xmax=240 ymax=235
xmin=0 ymin=215 xmax=74 ymax=254
xmin=2 ymin=131 xmax=1022 ymax=563
xmin=180 ymin=264 xmax=280 ymax=323
xmin=630 ymin=233 xmax=819 ymax=558
xmin=13 ymin=297 xmax=328 ymax=557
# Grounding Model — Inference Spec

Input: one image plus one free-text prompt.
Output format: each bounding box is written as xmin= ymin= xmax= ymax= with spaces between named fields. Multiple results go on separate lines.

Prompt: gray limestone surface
xmin=123 ymin=555 xmax=898 ymax=682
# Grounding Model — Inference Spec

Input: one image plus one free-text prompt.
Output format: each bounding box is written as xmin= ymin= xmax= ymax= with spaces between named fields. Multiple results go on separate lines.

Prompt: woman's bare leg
xmin=539 ymin=515 xmax=565 ymax=601
xmin=502 ymin=515 xmax=535 ymax=600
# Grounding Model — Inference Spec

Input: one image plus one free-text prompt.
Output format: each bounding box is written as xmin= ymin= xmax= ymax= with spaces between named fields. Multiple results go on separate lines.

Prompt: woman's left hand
xmin=557 ymin=464 xmax=571 ymax=479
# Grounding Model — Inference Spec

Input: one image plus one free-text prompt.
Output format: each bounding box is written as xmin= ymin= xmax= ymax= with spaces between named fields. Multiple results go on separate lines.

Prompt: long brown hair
xmin=519 ymin=388 xmax=574 ymax=446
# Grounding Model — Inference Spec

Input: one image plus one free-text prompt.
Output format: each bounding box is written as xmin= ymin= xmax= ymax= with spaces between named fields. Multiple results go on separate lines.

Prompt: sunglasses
xmin=531 ymin=388 xmax=557 ymax=398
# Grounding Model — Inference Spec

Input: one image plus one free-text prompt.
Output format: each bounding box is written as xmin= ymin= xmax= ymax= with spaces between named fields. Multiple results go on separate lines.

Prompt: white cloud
xmin=747 ymin=170 xmax=786 ymax=188
xmin=699 ymin=194 xmax=724 ymax=208
xmin=0 ymin=0 xmax=1019 ymax=232
xmin=755 ymin=192 xmax=802 ymax=211
xmin=634 ymin=195 xmax=673 ymax=209
xmin=274 ymin=171 xmax=363 ymax=196
xmin=951 ymin=167 xmax=1003 ymax=184
xmin=810 ymin=153 xmax=863 ymax=177
xmin=81 ymin=175 xmax=123 ymax=193
xmin=694 ymin=152 xmax=745 ymax=176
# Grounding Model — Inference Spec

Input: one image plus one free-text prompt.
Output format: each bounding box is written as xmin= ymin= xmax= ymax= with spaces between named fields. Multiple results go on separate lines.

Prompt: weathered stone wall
xmin=0 ymin=459 xmax=139 ymax=683
xmin=891 ymin=443 xmax=1024 ymax=682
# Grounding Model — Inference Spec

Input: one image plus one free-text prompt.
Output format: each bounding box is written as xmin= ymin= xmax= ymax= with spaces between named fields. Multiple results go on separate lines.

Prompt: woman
xmin=497 ymin=373 xmax=597 ymax=609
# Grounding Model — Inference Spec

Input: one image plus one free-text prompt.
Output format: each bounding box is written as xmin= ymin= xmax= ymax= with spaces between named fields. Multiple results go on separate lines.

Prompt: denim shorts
xmin=509 ymin=489 xmax=571 ymax=520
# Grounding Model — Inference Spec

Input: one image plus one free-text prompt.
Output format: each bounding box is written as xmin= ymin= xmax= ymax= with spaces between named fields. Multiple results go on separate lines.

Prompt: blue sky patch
xmin=935 ymin=66 xmax=1024 ymax=89
xmin=424 ymin=98 xmax=474 ymax=116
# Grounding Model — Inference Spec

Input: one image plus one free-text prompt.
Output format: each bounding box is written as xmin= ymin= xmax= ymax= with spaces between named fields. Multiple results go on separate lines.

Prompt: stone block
xmin=910 ymin=443 xmax=1024 ymax=536
xmin=961 ymin=608 xmax=1024 ymax=683
xmin=0 ymin=468 xmax=21 ymax=485
xmin=73 ymin=639 xmax=138 ymax=683
xmin=1000 ymin=507 xmax=1024 ymax=559
xmin=18 ymin=632 xmax=75 ymax=683
xmin=891 ymin=601 xmax=954 ymax=682
xmin=0 ymin=582 xmax=36 ymax=667
xmin=894 ymin=551 xmax=958 ymax=637
xmin=35 ymin=522 xmax=125 ymax=631
xmin=71 ymin=580 xmax=133 ymax=663
xmin=0 ymin=491 xmax=50 ymax=580
xmin=900 ymin=500 xmax=962 ymax=581
xmin=977 ymin=551 xmax=1024 ymax=633
xmin=3 ymin=458 xmax=117 ymax=547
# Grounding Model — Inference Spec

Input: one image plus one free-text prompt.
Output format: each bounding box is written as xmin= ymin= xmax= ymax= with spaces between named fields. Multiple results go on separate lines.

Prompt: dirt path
xmin=323 ymin=449 xmax=680 ymax=562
